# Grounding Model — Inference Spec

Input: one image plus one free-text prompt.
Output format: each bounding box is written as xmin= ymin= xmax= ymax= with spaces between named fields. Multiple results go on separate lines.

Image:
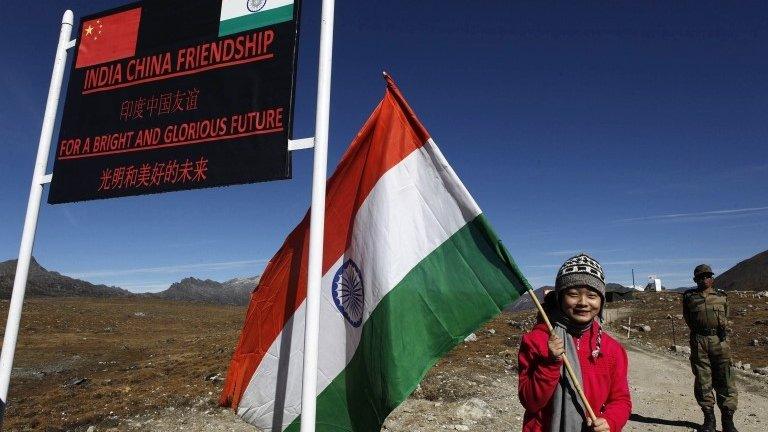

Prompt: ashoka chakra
xmin=331 ymin=259 xmax=364 ymax=327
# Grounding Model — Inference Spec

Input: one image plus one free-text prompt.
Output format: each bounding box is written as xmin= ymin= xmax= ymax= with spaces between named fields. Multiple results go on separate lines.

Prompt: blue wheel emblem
xmin=246 ymin=0 xmax=267 ymax=12
xmin=332 ymin=259 xmax=364 ymax=327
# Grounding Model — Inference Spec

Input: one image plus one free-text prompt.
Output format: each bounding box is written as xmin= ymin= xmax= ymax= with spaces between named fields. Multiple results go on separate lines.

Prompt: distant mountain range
xmin=3 ymin=249 xmax=765 ymax=307
xmin=0 ymin=258 xmax=259 ymax=305
xmin=0 ymin=258 xmax=132 ymax=298
xmin=504 ymin=286 xmax=551 ymax=313
xmin=148 ymin=276 xmax=259 ymax=306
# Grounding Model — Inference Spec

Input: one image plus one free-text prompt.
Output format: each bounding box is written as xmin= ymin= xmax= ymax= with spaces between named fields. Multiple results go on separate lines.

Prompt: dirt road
xmin=619 ymin=342 xmax=768 ymax=432
xmin=121 ymin=338 xmax=768 ymax=432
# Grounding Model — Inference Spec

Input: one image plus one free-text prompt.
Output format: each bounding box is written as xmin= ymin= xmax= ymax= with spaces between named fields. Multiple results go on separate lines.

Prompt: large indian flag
xmin=219 ymin=0 xmax=295 ymax=37
xmin=220 ymin=76 xmax=531 ymax=431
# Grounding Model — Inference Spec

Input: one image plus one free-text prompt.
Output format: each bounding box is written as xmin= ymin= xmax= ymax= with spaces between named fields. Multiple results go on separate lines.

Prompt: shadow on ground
xmin=629 ymin=413 xmax=700 ymax=429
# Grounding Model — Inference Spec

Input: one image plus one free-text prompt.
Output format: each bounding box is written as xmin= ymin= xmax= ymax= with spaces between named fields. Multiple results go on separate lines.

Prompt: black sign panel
xmin=48 ymin=0 xmax=300 ymax=203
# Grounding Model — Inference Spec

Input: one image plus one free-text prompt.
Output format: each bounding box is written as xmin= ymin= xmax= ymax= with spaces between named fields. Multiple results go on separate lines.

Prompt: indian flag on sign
xmin=219 ymin=75 xmax=531 ymax=431
xmin=219 ymin=0 xmax=295 ymax=37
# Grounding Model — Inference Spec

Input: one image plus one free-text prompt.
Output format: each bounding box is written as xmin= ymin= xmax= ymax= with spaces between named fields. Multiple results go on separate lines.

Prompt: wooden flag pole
xmin=526 ymin=289 xmax=598 ymax=423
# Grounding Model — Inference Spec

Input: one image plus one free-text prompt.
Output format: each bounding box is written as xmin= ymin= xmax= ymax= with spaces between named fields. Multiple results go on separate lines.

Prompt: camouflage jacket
xmin=682 ymin=288 xmax=729 ymax=332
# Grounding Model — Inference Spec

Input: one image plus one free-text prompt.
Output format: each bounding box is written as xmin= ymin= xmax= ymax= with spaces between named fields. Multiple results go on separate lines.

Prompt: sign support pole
xmin=300 ymin=0 xmax=335 ymax=430
xmin=0 ymin=10 xmax=74 ymax=428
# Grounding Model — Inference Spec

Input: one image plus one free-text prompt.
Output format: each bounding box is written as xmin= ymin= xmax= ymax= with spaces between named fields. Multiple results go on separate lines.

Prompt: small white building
xmin=644 ymin=275 xmax=663 ymax=291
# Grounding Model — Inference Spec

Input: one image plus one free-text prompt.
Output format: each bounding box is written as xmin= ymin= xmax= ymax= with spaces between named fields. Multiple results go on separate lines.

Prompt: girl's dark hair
xmin=536 ymin=290 xmax=559 ymax=323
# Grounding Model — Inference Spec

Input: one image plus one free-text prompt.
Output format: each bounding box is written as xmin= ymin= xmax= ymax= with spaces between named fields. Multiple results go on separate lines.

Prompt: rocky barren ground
xmin=1 ymin=291 xmax=768 ymax=431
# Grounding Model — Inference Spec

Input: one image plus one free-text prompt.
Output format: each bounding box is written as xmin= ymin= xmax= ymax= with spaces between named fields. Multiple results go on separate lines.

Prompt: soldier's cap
xmin=693 ymin=264 xmax=714 ymax=279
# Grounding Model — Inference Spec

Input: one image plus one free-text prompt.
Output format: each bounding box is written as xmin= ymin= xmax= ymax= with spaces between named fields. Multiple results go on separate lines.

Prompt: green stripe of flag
xmin=219 ymin=4 xmax=294 ymax=37
xmin=285 ymin=214 xmax=528 ymax=431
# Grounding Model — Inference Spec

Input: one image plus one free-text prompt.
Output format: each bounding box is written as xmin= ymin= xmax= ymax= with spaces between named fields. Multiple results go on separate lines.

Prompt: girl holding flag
xmin=518 ymin=254 xmax=632 ymax=431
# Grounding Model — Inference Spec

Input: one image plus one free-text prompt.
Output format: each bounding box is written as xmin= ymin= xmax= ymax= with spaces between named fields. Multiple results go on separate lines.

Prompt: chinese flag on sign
xmin=75 ymin=8 xmax=142 ymax=69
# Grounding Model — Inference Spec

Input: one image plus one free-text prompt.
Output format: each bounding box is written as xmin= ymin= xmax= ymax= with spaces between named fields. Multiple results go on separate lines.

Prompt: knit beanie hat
xmin=555 ymin=253 xmax=606 ymax=302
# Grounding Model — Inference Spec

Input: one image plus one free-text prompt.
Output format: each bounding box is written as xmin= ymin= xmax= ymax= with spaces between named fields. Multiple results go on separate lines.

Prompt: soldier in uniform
xmin=682 ymin=264 xmax=739 ymax=432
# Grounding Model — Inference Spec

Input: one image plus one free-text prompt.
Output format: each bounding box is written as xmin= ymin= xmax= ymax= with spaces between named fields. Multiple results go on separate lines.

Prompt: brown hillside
xmin=715 ymin=249 xmax=768 ymax=291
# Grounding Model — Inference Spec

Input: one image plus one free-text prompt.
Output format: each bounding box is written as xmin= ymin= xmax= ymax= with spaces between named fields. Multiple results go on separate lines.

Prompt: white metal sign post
xmin=301 ymin=0 xmax=335 ymax=429
xmin=0 ymin=11 xmax=74 ymax=428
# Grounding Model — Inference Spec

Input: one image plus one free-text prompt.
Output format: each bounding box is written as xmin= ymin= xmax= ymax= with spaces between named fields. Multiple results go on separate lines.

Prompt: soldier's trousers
xmin=689 ymin=334 xmax=738 ymax=411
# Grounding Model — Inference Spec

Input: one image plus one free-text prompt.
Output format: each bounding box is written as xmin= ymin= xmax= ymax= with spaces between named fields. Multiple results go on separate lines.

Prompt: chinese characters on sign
xmin=97 ymin=157 xmax=208 ymax=191
xmin=119 ymin=88 xmax=200 ymax=121
xmin=49 ymin=0 xmax=300 ymax=203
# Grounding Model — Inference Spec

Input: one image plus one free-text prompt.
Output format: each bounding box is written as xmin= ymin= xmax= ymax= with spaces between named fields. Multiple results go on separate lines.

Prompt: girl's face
xmin=560 ymin=286 xmax=602 ymax=324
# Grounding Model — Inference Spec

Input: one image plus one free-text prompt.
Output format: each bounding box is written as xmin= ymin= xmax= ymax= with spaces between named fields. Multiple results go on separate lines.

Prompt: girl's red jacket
xmin=518 ymin=321 xmax=632 ymax=432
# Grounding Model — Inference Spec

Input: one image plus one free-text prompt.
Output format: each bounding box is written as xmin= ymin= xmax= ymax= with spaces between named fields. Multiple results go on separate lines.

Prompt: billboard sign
xmin=48 ymin=0 xmax=300 ymax=203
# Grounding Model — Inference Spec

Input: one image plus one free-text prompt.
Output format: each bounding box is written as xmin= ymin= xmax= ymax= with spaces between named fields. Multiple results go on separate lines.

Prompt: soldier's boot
xmin=699 ymin=407 xmax=716 ymax=432
xmin=721 ymin=408 xmax=739 ymax=432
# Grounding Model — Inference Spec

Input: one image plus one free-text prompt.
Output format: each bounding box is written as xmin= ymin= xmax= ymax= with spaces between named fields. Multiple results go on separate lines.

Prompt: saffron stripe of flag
xmin=220 ymin=76 xmax=530 ymax=431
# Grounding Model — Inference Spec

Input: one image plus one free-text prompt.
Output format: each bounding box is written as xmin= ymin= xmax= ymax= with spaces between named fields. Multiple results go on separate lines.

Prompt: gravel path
xmin=621 ymin=342 xmax=768 ymax=432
